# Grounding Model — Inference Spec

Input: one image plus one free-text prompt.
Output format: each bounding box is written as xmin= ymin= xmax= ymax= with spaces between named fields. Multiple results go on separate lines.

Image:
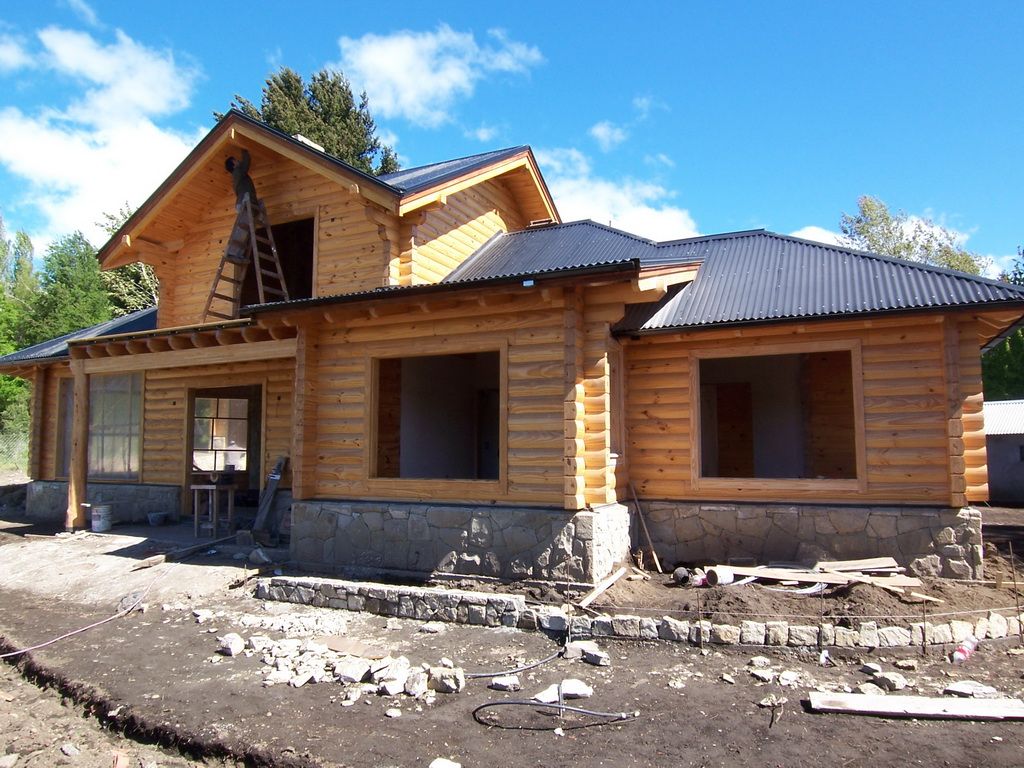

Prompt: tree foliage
xmin=224 ymin=67 xmax=399 ymax=176
xmin=840 ymin=195 xmax=987 ymax=275
xmin=25 ymin=232 xmax=111 ymax=347
xmin=97 ymin=204 xmax=159 ymax=316
xmin=982 ymin=247 xmax=1024 ymax=400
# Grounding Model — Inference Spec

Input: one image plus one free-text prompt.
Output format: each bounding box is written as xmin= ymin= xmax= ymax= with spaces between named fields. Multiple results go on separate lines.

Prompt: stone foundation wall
xmin=643 ymin=501 xmax=983 ymax=579
xmin=26 ymin=481 xmax=180 ymax=524
xmin=290 ymin=500 xmax=631 ymax=585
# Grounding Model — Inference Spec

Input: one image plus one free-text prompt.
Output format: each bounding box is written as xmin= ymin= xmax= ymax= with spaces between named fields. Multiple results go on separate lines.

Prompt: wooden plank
xmin=577 ymin=567 xmax=627 ymax=608
xmin=807 ymin=691 xmax=1024 ymax=721
xmin=813 ymin=557 xmax=899 ymax=572
xmin=704 ymin=565 xmax=922 ymax=587
xmin=66 ymin=361 xmax=88 ymax=530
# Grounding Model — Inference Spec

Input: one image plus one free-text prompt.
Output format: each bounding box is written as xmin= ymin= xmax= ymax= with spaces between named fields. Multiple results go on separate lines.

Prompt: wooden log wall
xmin=398 ymin=178 xmax=527 ymax=286
xmin=142 ymin=359 xmax=295 ymax=488
xmin=159 ymin=158 xmax=391 ymax=328
xmin=945 ymin=316 xmax=988 ymax=504
xmin=624 ymin=314 xmax=972 ymax=506
xmin=300 ymin=289 xmax=567 ymax=506
xmin=35 ymin=366 xmax=69 ymax=480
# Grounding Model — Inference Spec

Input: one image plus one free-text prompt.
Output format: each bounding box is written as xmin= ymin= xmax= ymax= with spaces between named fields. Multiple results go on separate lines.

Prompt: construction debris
xmin=534 ymin=679 xmax=594 ymax=703
xmin=808 ymin=691 xmax=1024 ymax=720
xmin=488 ymin=675 xmax=522 ymax=692
xmin=943 ymin=680 xmax=1001 ymax=699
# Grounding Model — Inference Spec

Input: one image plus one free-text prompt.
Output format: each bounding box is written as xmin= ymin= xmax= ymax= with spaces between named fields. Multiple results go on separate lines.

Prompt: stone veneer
xmin=290 ymin=500 xmax=631 ymax=585
xmin=259 ymin=575 xmax=1024 ymax=649
xmin=642 ymin=501 xmax=983 ymax=579
xmin=26 ymin=481 xmax=180 ymax=524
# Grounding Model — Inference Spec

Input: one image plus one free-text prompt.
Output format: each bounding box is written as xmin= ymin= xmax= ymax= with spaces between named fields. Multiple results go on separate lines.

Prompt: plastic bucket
xmin=90 ymin=504 xmax=112 ymax=533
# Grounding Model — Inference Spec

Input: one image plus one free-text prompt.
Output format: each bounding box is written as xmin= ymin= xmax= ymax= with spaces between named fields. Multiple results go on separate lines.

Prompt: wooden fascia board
xmin=398 ymin=153 xmax=559 ymax=222
xmin=635 ymin=266 xmax=700 ymax=293
xmin=80 ymin=338 xmax=296 ymax=375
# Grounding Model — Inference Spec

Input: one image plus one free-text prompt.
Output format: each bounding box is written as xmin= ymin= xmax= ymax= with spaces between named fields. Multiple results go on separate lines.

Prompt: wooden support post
xmin=290 ymin=322 xmax=317 ymax=501
xmin=65 ymin=360 xmax=89 ymax=531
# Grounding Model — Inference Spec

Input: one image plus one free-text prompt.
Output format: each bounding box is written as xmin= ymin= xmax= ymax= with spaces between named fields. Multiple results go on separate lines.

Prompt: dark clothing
xmin=229 ymin=149 xmax=258 ymax=207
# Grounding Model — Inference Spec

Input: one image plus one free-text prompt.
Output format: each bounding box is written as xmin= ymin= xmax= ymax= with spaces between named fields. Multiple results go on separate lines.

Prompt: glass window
xmin=192 ymin=397 xmax=248 ymax=471
xmin=87 ymin=373 xmax=142 ymax=479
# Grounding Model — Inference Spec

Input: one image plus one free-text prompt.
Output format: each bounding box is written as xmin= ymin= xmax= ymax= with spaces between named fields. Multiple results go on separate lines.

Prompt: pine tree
xmin=223 ymin=67 xmax=399 ymax=175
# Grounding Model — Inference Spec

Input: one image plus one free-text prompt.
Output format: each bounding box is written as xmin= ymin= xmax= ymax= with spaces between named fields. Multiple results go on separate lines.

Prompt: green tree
xmin=982 ymin=248 xmax=1024 ymax=400
xmin=0 ymin=216 xmax=35 ymax=437
xmin=23 ymin=232 xmax=111 ymax=347
xmin=223 ymin=67 xmax=399 ymax=176
xmin=840 ymin=195 xmax=987 ymax=274
xmin=97 ymin=205 xmax=159 ymax=316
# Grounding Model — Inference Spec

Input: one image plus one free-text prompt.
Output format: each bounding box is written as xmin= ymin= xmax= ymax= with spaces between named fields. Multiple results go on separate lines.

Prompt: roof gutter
xmin=243 ymin=260 xmax=640 ymax=318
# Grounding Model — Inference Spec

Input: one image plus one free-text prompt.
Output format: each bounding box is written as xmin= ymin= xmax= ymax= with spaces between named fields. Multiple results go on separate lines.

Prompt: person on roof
xmin=224 ymin=148 xmax=258 ymax=210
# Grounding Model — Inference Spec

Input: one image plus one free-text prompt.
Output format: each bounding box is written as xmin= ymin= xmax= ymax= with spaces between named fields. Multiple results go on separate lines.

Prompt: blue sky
xmin=0 ymin=1 xmax=1021 ymax=274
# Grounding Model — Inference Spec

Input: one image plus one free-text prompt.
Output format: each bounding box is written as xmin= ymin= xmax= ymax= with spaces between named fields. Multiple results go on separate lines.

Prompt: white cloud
xmin=63 ymin=0 xmax=100 ymax=27
xmin=790 ymin=225 xmax=844 ymax=246
xmin=0 ymin=26 xmax=203 ymax=246
xmin=589 ymin=120 xmax=627 ymax=152
xmin=466 ymin=124 xmax=498 ymax=142
xmin=536 ymin=147 xmax=698 ymax=242
xmin=0 ymin=35 xmax=32 ymax=71
xmin=335 ymin=24 xmax=542 ymax=128
xmin=644 ymin=152 xmax=675 ymax=169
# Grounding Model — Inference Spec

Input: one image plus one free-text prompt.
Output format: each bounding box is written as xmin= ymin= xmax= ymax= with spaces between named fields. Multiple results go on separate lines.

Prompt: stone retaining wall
xmin=259 ymin=575 xmax=1024 ymax=650
xmin=26 ymin=481 xmax=180 ymax=524
xmin=290 ymin=500 xmax=631 ymax=585
xmin=642 ymin=502 xmax=983 ymax=579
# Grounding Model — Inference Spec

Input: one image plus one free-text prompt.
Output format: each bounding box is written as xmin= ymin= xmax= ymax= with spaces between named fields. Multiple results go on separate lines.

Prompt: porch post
xmin=65 ymin=359 xmax=89 ymax=530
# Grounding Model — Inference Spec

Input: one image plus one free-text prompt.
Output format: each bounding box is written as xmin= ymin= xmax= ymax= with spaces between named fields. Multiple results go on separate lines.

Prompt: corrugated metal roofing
xmin=379 ymin=146 xmax=529 ymax=195
xmin=0 ymin=307 xmax=157 ymax=367
xmin=442 ymin=220 xmax=657 ymax=283
xmin=984 ymin=400 xmax=1024 ymax=436
xmin=617 ymin=230 xmax=1024 ymax=332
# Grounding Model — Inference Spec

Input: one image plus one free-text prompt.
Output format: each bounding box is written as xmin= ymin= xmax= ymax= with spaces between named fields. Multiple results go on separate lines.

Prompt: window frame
xmin=365 ymin=341 xmax=509 ymax=499
xmin=84 ymin=372 xmax=144 ymax=482
xmin=689 ymin=339 xmax=867 ymax=494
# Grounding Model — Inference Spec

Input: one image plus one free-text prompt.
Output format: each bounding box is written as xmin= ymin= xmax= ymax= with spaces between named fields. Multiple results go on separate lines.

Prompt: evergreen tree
xmin=840 ymin=196 xmax=987 ymax=275
xmin=23 ymin=232 xmax=111 ymax=347
xmin=223 ymin=67 xmax=399 ymax=175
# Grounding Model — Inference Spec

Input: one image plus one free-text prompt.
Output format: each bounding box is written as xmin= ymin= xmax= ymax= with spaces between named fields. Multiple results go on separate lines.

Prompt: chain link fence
xmin=0 ymin=430 xmax=28 ymax=473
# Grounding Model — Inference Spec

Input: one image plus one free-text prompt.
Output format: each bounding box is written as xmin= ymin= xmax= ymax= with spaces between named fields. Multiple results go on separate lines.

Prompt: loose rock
xmin=385 ymin=707 xmax=402 ymax=718
xmin=534 ymin=679 xmax=594 ymax=703
xmin=872 ymin=672 xmax=908 ymax=692
xmin=429 ymin=667 xmax=466 ymax=693
xmin=60 ymin=744 xmax=80 ymax=757
xmin=489 ymin=674 xmax=522 ymax=692
xmin=894 ymin=659 xmax=918 ymax=671
xmin=944 ymin=680 xmax=1000 ymax=699
xmin=217 ymin=633 xmax=246 ymax=657
xmin=429 ymin=760 xmax=462 ymax=768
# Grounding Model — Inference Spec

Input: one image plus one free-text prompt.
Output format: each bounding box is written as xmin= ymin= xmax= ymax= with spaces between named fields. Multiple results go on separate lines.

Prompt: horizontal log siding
xmin=159 ymin=158 xmax=393 ymax=327
xmin=409 ymin=179 xmax=526 ymax=285
xmin=309 ymin=291 xmax=565 ymax=505
xmin=37 ymin=366 xmax=69 ymax=480
xmin=625 ymin=316 xmax=960 ymax=505
xmin=142 ymin=359 xmax=295 ymax=488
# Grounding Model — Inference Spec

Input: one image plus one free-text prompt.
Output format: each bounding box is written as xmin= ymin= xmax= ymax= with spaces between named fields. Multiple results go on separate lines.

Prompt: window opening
xmin=240 ymin=217 xmax=314 ymax=307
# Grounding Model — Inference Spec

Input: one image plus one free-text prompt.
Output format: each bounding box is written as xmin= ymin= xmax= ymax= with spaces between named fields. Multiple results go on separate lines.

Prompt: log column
xmin=65 ymin=360 xmax=89 ymax=530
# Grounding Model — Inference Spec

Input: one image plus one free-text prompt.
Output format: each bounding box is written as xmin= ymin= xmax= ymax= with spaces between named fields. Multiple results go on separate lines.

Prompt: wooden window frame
xmin=84 ymin=372 xmax=144 ymax=482
xmin=364 ymin=341 xmax=509 ymax=499
xmin=690 ymin=339 xmax=867 ymax=494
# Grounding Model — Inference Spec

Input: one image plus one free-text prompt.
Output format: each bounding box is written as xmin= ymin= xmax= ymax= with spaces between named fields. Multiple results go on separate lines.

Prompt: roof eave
xmin=244 ymin=260 xmax=639 ymax=318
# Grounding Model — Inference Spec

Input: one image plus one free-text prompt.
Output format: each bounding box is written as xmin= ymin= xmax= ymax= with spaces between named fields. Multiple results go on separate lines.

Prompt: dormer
xmin=98 ymin=111 xmax=559 ymax=329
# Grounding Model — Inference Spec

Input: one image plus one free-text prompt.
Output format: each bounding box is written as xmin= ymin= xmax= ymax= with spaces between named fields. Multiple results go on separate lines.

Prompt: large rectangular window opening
xmin=375 ymin=351 xmax=500 ymax=480
xmin=240 ymin=217 xmax=314 ymax=307
xmin=698 ymin=350 xmax=856 ymax=480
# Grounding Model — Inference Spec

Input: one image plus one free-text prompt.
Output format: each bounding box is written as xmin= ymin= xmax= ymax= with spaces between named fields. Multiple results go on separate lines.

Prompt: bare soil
xmin=1 ymin=500 xmax=1024 ymax=767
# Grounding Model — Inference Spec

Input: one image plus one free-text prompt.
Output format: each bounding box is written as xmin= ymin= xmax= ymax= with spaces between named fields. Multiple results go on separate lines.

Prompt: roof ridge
xmin=503 ymin=219 xmax=660 ymax=247
xmin=379 ymin=145 xmax=529 ymax=180
xmin=655 ymin=228 xmax=766 ymax=247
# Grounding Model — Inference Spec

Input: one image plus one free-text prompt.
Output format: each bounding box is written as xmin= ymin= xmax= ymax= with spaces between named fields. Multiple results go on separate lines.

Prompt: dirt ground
xmin=2 ymin=505 xmax=1024 ymax=767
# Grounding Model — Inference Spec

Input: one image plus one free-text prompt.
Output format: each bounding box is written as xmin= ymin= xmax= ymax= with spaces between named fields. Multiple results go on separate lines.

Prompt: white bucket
xmin=90 ymin=504 xmax=112 ymax=533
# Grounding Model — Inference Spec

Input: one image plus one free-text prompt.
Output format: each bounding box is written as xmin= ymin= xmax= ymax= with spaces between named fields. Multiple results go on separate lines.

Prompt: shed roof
xmin=0 ymin=308 xmax=157 ymax=368
xmin=616 ymin=230 xmax=1024 ymax=333
xmin=983 ymin=400 xmax=1024 ymax=436
xmin=380 ymin=146 xmax=530 ymax=195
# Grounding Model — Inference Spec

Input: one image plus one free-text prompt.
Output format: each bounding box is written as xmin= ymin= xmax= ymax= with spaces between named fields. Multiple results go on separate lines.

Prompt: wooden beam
xmin=66 ymin=361 xmax=88 ymax=531
xmin=808 ymin=691 xmax=1024 ymax=721
xmin=81 ymin=338 xmax=297 ymax=374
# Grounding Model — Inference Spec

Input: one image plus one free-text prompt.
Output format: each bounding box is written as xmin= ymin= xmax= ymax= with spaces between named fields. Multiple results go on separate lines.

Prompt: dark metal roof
xmin=0 ymin=307 xmax=158 ymax=368
xmin=443 ymin=220 xmax=659 ymax=283
xmin=379 ymin=146 xmax=529 ymax=195
xmin=617 ymin=230 xmax=1024 ymax=333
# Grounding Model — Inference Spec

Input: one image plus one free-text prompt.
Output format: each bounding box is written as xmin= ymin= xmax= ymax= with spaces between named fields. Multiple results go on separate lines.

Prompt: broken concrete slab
xmin=534 ymin=679 xmax=593 ymax=703
xmin=944 ymin=680 xmax=1000 ymax=699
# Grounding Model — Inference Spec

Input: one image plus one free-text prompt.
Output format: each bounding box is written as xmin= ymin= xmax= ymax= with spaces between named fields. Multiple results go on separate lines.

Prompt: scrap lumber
xmin=703 ymin=564 xmax=922 ymax=588
xmin=818 ymin=567 xmax=942 ymax=603
xmin=253 ymin=455 xmax=288 ymax=533
xmin=629 ymin=482 xmax=663 ymax=574
xmin=808 ymin=691 xmax=1024 ymax=721
xmin=130 ymin=535 xmax=236 ymax=570
xmin=577 ymin=566 xmax=628 ymax=608
xmin=813 ymin=557 xmax=900 ymax=573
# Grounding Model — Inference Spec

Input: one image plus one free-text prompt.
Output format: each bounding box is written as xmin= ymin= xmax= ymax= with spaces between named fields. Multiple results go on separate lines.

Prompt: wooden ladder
xmin=203 ymin=194 xmax=290 ymax=322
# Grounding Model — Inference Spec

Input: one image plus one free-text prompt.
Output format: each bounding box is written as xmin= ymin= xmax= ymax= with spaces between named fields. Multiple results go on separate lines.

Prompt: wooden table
xmin=191 ymin=483 xmax=236 ymax=538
